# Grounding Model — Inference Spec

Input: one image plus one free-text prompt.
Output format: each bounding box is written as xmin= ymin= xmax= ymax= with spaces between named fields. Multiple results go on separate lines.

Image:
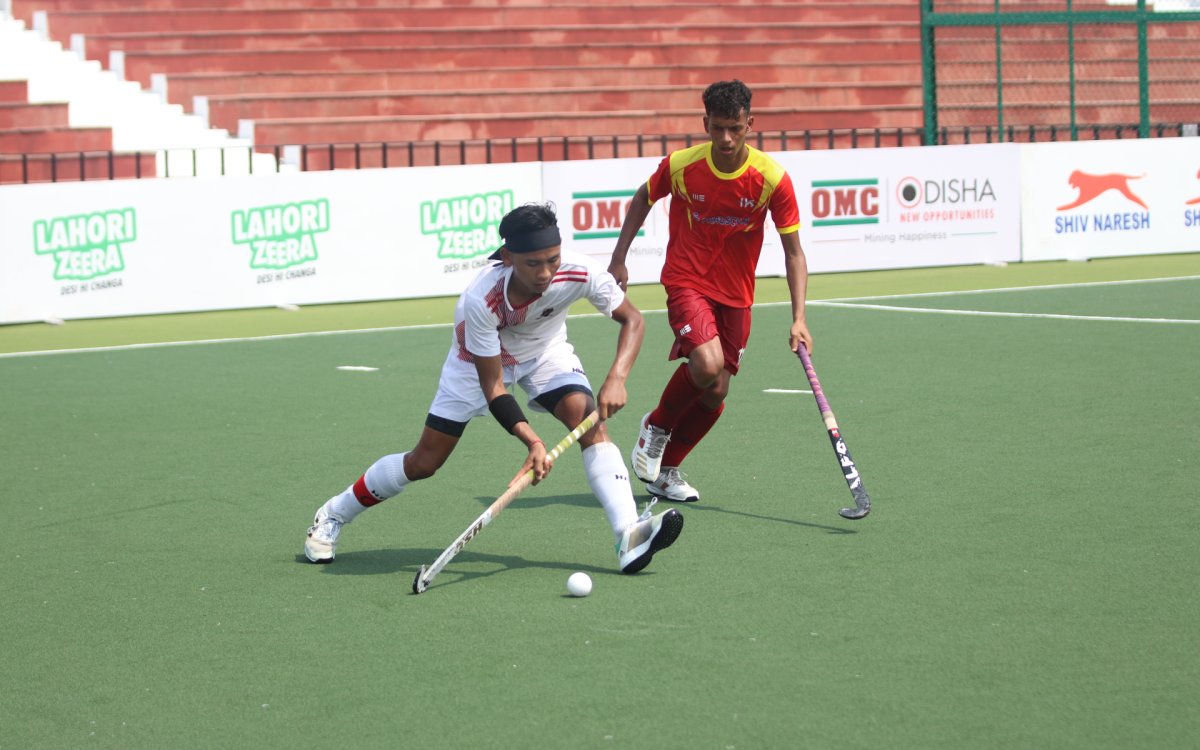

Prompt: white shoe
xmin=617 ymin=504 xmax=684 ymax=574
xmin=630 ymin=412 xmax=671 ymax=482
xmin=646 ymin=467 xmax=700 ymax=503
xmin=305 ymin=506 xmax=345 ymax=563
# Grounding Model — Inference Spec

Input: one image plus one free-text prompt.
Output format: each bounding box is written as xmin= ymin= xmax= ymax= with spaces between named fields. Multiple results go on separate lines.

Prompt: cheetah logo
xmin=1057 ymin=170 xmax=1148 ymax=211
xmin=1188 ymin=167 xmax=1200 ymax=206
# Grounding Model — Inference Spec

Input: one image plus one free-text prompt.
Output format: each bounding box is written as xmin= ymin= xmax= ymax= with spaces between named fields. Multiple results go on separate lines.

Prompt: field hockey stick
xmin=412 ymin=410 xmax=600 ymax=594
xmin=796 ymin=344 xmax=872 ymax=520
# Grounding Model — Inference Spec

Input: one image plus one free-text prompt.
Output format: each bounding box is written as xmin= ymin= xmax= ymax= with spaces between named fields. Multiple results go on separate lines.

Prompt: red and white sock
xmin=324 ymin=452 xmax=410 ymax=522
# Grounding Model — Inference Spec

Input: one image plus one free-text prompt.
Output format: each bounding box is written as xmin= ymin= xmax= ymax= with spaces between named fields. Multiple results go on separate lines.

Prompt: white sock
xmin=582 ymin=442 xmax=639 ymax=539
xmin=364 ymin=452 xmax=411 ymax=498
xmin=323 ymin=452 xmax=410 ymax=523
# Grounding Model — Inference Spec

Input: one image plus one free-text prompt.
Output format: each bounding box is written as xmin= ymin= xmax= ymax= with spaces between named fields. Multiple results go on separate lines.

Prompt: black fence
xmin=2 ymin=123 xmax=1195 ymax=184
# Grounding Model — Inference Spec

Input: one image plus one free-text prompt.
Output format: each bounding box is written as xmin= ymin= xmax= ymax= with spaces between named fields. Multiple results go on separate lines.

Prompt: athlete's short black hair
xmin=702 ymin=80 xmax=752 ymax=120
xmin=489 ymin=202 xmax=561 ymax=260
xmin=499 ymin=202 xmax=558 ymax=239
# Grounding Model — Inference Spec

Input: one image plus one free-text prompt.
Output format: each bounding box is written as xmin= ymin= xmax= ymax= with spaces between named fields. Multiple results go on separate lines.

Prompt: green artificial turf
xmin=2 ymin=255 xmax=1197 ymax=749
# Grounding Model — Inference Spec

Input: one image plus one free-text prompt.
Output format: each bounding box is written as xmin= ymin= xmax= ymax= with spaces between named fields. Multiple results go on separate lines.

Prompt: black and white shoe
xmin=617 ymin=505 xmax=684 ymax=574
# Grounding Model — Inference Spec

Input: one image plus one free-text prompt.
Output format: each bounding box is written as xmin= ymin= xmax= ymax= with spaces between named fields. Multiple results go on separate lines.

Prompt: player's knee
xmin=707 ymin=378 xmax=730 ymax=402
xmin=578 ymin=422 xmax=609 ymax=448
xmin=689 ymin=353 xmax=724 ymax=385
xmin=404 ymin=451 xmax=445 ymax=480
xmin=554 ymin=392 xmax=592 ymax=424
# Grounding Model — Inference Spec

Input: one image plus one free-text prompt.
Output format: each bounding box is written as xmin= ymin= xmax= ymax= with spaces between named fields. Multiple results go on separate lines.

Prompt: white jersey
xmin=451 ymin=250 xmax=624 ymax=365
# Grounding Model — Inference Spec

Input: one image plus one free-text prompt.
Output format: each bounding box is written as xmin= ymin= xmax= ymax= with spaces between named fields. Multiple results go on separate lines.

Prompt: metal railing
xmin=3 ymin=121 xmax=1196 ymax=185
xmin=2 ymin=127 xmax=926 ymax=184
xmin=921 ymin=0 xmax=1200 ymax=143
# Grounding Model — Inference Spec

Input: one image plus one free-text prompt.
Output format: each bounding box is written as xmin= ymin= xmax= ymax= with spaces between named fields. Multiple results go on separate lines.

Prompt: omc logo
xmin=810 ymin=178 xmax=879 ymax=227
xmin=571 ymin=190 xmax=636 ymax=241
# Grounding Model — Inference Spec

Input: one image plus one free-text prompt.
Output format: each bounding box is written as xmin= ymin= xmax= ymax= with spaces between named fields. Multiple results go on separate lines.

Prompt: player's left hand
xmin=513 ymin=440 xmax=551 ymax=485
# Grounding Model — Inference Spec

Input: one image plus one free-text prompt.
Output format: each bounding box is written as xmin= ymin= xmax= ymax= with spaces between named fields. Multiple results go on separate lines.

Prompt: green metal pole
xmin=1137 ymin=0 xmax=1150 ymax=138
xmin=994 ymin=0 xmax=1004 ymax=138
xmin=920 ymin=0 xmax=938 ymax=145
xmin=1068 ymin=0 xmax=1077 ymax=141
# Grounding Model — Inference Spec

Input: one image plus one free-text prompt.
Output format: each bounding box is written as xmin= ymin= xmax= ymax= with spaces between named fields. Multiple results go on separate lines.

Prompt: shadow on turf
xmin=475 ymin=491 xmax=853 ymax=536
xmin=660 ymin=500 xmax=856 ymax=534
xmin=293 ymin=546 xmax=617 ymax=591
xmin=292 ymin=492 xmax=641 ymax=590
xmin=469 ymin=491 xmax=597 ymax=509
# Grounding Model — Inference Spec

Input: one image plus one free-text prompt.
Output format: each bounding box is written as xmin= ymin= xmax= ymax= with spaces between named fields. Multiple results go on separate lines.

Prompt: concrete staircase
xmin=0 ymin=10 xmax=281 ymax=182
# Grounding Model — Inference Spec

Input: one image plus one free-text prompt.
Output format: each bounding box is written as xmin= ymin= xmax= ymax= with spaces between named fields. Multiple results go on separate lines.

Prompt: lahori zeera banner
xmin=0 ymin=163 xmax=541 ymax=324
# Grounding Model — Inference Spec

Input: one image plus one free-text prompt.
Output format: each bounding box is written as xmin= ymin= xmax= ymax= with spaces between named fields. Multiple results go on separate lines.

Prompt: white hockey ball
xmin=566 ymin=572 xmax=592 ymax=597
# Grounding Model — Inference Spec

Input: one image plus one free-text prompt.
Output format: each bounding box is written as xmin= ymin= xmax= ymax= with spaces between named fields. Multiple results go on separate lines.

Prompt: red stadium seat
xmin=7 ymin=0 xmax=931 ymax=174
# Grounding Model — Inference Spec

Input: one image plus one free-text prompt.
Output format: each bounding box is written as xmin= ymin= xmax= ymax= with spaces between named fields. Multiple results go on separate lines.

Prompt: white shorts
xmin=428 ymin=340 xmax=593 ymax=424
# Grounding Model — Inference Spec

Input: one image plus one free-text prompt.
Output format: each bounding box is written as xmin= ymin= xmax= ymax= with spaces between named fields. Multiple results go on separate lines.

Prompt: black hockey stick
xmin=796 ymin=344 xmax=871 ymax=520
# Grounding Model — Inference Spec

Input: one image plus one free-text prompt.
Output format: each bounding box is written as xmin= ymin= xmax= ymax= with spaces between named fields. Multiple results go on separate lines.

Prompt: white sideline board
xmin=1019 ymin=138 xmax=1200 ymax=261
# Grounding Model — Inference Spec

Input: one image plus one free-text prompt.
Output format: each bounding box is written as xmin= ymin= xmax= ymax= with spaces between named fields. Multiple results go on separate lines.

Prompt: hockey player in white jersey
xmin=304 ymin=202 xmax=683 ymax=576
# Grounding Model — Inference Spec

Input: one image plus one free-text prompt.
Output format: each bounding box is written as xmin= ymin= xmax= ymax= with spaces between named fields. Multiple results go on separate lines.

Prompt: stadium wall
xmin=1 ymin=138 xmax=1197 ymax=324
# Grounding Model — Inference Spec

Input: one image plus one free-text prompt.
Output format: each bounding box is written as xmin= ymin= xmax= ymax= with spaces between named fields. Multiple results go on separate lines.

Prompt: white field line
xmin=810 ymin=274 xmax=1200 ymax=304
xmin=812 ymin=301 xmax=1200 ymax=325
xmin=0 ymin=322 xmax=454 ymax=359
xmin=763 ymin=388 xmax=814 ymax=394
xmin=3 ymin=275 xmax=1198 ymax=359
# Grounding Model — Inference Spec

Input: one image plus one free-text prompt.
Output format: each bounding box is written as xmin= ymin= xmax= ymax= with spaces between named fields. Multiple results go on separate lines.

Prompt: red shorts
xmin=665 ymin=285 xmax=752 ymax=375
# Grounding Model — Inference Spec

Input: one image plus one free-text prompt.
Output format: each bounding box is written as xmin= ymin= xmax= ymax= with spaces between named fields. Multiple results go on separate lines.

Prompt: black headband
xmin=488 ymin=225 xmax=561 ymax=260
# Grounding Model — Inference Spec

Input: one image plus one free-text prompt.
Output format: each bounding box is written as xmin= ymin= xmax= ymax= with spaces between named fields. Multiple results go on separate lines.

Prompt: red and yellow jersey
xmin=645 ymin=143 xmax=800 ymax=308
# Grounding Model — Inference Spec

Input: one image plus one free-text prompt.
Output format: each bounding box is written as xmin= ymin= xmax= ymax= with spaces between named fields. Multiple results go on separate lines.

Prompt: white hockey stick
xmin=412 ymin=410 xmax=599 ymax=594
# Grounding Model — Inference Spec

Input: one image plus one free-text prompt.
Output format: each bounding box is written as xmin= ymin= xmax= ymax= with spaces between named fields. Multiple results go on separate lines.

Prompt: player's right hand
xmin=607 ymin=261 xmax=629 ymax=291
xmin=790 ymin=319 xmax=814 ymax=356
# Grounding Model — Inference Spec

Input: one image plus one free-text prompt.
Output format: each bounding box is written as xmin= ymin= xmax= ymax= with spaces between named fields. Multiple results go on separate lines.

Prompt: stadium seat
xmin=199 ymin=82 xmax=923 ymax=137
xmin=159 ymin=61 xmax=925 ymax=114
xmin=6 ymin=0 xmax=933 ymax=174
